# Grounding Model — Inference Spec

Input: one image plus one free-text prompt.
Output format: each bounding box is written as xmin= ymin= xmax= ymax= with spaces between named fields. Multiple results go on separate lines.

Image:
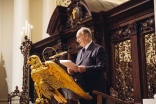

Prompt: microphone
xmin=49 ymin=51 xmax=67 ymax=59
xmin=68 ymin=46 xmax=72 ymax=51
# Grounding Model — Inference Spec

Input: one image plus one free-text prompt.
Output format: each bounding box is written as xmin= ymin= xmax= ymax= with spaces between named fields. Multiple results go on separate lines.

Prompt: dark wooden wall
xmin=105 ymin=1 xmax=154 ymax=104
xmin=29 ymin=0 xmax=155 ymax=104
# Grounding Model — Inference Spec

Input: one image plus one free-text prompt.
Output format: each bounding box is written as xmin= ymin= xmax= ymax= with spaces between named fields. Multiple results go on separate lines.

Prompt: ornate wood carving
xmin=47 ymin=7 xmax=68 ymax=36
xmin=8 ymin=86 xmax=21 ymax=103
xmin=20 ymin=36 xmax=32 ymax=104
xmin=114 ymin=40 xmax=134 ymax=101
xmin=140 ymin=17 xmax=155 ymax=33
xmin=66 ymin=0 xmax=91 ymax=28
xmin=111 ymin=24 xmax=136 ymax=42
xmin=144 ymin=33 xmax=156 ymax=98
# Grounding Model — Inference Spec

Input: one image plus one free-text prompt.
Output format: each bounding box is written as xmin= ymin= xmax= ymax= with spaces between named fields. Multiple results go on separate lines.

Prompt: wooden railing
xmin=93 ymin=90 xmax=130 ymax=104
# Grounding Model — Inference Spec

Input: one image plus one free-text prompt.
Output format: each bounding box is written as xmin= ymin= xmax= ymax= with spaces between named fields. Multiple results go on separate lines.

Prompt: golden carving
xmin=115 ymin=40 xmax=134 ymax=101
xmin=56 ymin=0 xmax=71 ymax=7
xmin=72 ymin=9 xmax=76 ymax=19
xmin=145 ymin=33 xmax=156 ymax=98
xmin=27 ymin=54 xmax=92 ymax=104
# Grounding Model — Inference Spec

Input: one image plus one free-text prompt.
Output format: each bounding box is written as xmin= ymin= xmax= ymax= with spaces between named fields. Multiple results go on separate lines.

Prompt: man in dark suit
xmin=67 ymin=27 xmax=109 ymax=104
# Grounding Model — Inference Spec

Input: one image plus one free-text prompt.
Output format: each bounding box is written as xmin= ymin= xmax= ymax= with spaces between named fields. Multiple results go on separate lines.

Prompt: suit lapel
xmin=77 ymin=42 xmax=94 ymax=65
xmin=76 ymin=50 xmax=83 ymax=65
xmin=77 ymin=50 xmax=90 ymax=65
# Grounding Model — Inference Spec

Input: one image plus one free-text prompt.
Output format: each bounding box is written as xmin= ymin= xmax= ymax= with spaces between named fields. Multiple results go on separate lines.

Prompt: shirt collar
xmin=84 ymin=41 xmax=92 ymax=50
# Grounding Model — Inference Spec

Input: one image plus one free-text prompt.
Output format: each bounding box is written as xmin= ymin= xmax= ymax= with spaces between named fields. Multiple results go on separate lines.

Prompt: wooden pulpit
xmin=50 ymin=88 xmax=82 ymax=104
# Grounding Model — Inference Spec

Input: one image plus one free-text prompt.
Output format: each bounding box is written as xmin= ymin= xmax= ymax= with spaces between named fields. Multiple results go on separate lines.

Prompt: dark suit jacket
xmin=72 ymin=42 xmax=109 ymax=97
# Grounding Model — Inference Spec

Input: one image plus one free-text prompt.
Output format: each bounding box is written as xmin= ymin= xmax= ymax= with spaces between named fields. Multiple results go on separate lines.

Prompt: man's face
xmin=76 ymin=32 xmax=88 ymax=47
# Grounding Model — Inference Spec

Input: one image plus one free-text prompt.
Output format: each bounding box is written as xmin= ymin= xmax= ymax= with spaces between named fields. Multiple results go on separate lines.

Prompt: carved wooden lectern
xmin=50 ymin=89 xmax=80 ymax=104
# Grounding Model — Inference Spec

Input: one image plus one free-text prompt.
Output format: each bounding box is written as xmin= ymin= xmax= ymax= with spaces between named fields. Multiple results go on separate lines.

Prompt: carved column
xmin=20 ymin=36 xmax=32 ymax=104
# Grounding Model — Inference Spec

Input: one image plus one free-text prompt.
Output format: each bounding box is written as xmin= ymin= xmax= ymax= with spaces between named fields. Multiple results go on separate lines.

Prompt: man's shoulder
xmin=92 ymin=42 xmax=106 ymax=52
xmin=92 ymin=42 xmax=102 ymax=48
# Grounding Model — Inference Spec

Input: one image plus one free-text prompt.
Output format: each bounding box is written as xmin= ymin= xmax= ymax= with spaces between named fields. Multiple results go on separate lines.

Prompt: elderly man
xmin=68 ymin=27 xmax=109 ymax=104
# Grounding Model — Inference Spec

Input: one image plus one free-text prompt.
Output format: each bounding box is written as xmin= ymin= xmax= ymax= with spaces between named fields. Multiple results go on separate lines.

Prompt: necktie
xmin=81 ymin=48 xmax=85 ymax=59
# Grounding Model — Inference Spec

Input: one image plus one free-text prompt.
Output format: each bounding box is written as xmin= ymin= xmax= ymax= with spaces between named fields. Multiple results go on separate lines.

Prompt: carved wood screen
xmin=109 ymin=15 xmax=155 ymax=103
xmin=140 ymin=17 xmax=156 ymax=98
xmin=145 ymin=33 xmax=156 ymax=98
xmin=106 ymin=1 xmax=155 ymax=103
xmin=114 ymin=40 xmax=134 ymax=101
xmin=110 ymin=24 xmax=136 ymax=102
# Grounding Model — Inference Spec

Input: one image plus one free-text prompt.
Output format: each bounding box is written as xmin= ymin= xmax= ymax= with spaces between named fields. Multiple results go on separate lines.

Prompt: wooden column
xmin=131 ymin=34 xmax=141 ymax=104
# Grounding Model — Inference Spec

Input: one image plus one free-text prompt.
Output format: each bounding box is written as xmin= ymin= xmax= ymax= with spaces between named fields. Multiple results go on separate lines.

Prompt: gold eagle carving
xmin=27 ymin=55 xmax=92 ymax=104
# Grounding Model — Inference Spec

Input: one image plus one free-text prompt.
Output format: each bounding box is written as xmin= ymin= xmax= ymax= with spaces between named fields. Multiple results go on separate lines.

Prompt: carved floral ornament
xmin=140 ymin=17 xmax=155 ymax=32
xmin=111 ymin=24 xmax=136 ymax=42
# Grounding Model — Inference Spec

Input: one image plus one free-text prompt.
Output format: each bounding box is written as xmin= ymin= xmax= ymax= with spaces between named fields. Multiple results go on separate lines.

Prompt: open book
xmin=59 ymin=60 xmax=78 ymax=72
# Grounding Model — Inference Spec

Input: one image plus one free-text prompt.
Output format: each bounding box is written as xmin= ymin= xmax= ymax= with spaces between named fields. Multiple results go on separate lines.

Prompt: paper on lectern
xmin=59 ymin=60 xmax=78 ymax=72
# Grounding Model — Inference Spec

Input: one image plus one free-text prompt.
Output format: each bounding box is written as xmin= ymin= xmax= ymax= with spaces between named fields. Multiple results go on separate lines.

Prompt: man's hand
xmin=78 ymin=65 xmax=86 ymax=73
xmin=67 ymin=65 xmax=86 ymax=74
xmin=67 ymin=68 xmax=74 ymax=75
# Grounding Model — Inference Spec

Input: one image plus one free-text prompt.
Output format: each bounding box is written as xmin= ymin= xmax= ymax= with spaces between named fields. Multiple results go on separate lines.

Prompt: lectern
xmin=50 ymin=89 xmax=81 ymax=104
